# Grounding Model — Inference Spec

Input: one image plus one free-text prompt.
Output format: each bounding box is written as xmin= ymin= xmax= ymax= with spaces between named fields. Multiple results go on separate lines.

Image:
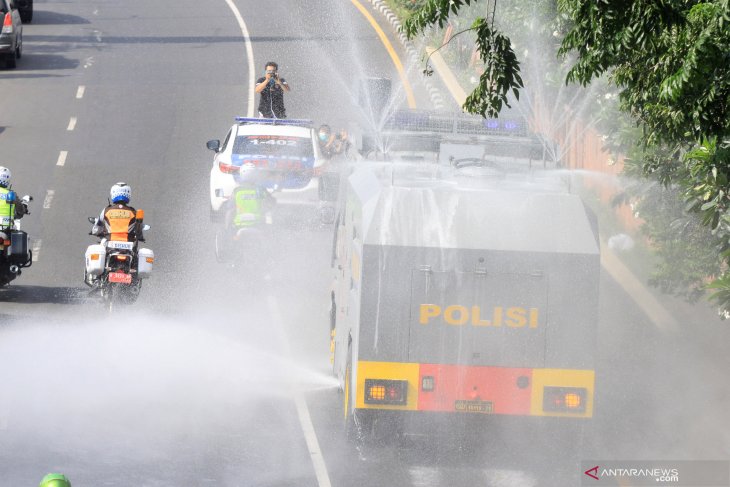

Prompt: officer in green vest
xmin=232 ymin=185 xmax=263 ymax=228
xmin=230 ymin=162 xmax=270 ymax=229
xmin=0 ymin=166 xmax=28 ymax=229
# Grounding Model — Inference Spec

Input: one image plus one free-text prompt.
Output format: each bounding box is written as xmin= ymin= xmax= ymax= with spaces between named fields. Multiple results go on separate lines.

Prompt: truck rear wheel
xmin=344 ymin=353 xmax=356 ymax=440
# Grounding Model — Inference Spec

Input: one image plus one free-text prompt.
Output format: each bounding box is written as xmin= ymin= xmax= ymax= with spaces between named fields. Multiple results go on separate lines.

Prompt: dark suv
xmin=0 ymin=0 xmax=22 ymax=69
xmin=14 ymin=0 xmax=28 ymax=22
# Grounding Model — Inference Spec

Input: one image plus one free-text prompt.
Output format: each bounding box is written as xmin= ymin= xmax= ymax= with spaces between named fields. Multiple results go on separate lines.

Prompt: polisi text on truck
xmin=419 ymin=304 xmax=540 ymax=328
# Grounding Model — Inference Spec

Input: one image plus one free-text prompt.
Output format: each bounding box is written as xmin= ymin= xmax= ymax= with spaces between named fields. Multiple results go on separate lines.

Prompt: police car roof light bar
xmin=235 ymin=117 xmax=313 ymax=127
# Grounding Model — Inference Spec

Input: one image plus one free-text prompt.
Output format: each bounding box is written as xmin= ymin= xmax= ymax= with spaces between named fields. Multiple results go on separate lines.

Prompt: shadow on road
xmin=9 ymin=54 xmax=79 ymax=71
xmin=21 ymin=34 xmax=371 ymax=46
xmin=29 ymin=10 xmax=90 ymax=25
xmin=0 ymin=285 xmax=88 ymax=304
xmin=0 ymin=72 xmax=67 ymax=78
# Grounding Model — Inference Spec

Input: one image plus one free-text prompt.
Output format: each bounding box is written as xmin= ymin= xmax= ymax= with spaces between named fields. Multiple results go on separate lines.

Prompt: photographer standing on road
xmin=255 ymin=62 xmax=290 ymax=119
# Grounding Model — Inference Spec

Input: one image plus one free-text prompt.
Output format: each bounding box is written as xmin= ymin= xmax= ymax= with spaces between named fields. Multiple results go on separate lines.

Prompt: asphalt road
xmin=0 ymin=0 xmax=728 ymax=486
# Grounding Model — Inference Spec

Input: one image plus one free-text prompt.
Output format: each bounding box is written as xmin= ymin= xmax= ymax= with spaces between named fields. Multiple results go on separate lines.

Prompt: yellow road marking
xmin=425 ymin=47 xmax=468 ymax=106
xmin=350 ymin=0 xmax=417 ymax=108
xmin=601 ymin=248 xmax=679 ymax=333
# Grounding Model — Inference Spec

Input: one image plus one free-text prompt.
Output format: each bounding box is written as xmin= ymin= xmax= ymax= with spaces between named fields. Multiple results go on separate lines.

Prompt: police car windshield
xmin=233 ymin=135 xmax=314 ymax=158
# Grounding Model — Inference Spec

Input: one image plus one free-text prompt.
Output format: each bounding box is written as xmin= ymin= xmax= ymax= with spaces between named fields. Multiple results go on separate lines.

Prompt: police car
xmin=206 ymin=117 xmax=325 ymax=222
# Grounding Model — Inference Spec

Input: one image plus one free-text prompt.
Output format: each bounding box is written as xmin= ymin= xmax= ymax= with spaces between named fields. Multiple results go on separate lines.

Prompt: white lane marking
xmin=43 ymin=190 xmax=55 ymax=209
xmin=67 ymin=117 xmax=77 ymax=131
xmin=93 ymin=29 xmax=102 ymax=43
xmin=56 ymin=151 xmax=68 ymax=167
xmin=31 ymin=239 xmax=41 ymax=262
xmin=83 ymin=56 xmax=95 ymax=69
xmin=76 ymin=85 xmax=86 ymax=99
xmin=221 ymin=0 xmax=255 ymax=117
xmin=266 ymin=295 xmax=332 ymax=487
xmin=294 ymin=395 xmax=332 ymax=487
xmin=92 ymin=8 xmax=98 ymax=15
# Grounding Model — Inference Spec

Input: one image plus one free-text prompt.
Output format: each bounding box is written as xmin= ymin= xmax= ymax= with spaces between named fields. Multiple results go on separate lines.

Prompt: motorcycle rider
xmin=86 ymin=182 xmax=145 ymax=287
xmin=90 ymin=182 xmax=145 ymax=242
xmin=0 ymin=166 xmax=29 ymax=229
xmin=227 ymin=163 xmax=273 ymax=231
xmin=39 ymin=473 xmax=72 ymax=487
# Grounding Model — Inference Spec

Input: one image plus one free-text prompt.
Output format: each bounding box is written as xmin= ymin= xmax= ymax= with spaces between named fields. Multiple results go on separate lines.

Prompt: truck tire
xmin=344 ymin=352 xmax=356 ymax=440
xmin=344 ymin=348 xmax=376 ymax=444
xmin=329 ymin=294 xmax=337 ymax=372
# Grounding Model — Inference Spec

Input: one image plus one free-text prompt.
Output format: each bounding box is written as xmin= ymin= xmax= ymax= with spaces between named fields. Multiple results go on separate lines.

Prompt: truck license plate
xmin=455 ymin=400 xmax=493 ymax=413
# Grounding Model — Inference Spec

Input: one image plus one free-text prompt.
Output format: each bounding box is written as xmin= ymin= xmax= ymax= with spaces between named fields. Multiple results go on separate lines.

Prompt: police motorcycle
xmin=0 ymin=192 xmax=33 ymax=287
xmin=214 ymin=163 xmax=275 ymax=264
xmin=84 ymin=211 xmax=153 ymax=311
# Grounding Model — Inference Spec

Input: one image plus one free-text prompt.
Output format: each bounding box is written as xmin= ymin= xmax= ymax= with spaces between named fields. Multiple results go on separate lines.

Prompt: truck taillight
xmin=2 ymin=13 xmax=12 ymax=34
xmin=364 ymin=379 xmax=408 ymax=405
xmin=542 ymin=386 xmax=587 ymax=413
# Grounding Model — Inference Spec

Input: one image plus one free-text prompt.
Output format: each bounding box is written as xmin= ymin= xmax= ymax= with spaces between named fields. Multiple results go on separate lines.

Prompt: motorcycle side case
xmin=85 ymin=244 xmax=106 ymax=276
xmin=137 ymin=247 xmax=154 ymax=278
xmin=8 ymin=230 xmax=29 ymax=263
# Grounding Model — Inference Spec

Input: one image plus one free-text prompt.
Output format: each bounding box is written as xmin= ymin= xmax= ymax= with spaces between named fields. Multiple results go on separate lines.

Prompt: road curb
xmin=363 ymin=0 xmax=445 ymax=110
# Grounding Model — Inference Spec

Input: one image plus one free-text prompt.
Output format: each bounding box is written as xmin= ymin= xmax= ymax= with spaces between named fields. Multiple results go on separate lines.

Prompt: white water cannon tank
xmin=85 ymin=244 xmax=106 ymax=276
xmin=137 ymin=248 xmax=154 ymax=278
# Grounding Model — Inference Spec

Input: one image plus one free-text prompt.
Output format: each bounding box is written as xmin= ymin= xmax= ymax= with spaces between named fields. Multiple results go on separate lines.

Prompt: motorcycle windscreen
xmin=232 ymin=135 xmax=315 ymax=190
xmin=409 ymin=270 xmax=548 ymax=368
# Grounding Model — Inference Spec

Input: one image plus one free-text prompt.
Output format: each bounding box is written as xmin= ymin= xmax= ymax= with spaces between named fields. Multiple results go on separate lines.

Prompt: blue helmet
xmin=110 ymin=182 xmax=131 ymax=204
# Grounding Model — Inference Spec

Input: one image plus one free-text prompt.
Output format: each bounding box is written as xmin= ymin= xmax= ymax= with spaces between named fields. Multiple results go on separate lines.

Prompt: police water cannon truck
xmin=330 ymin=110 xmax=599 ymax=442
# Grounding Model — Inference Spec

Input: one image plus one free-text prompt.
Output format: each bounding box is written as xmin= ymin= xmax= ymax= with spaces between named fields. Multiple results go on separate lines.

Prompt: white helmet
xmin=237 ymin=162 xmax=258 ymax=182
xmin=110 ymin=182 xmax=131 ymax=204
xmin=0 ymin=167 xmax=11 ymax=189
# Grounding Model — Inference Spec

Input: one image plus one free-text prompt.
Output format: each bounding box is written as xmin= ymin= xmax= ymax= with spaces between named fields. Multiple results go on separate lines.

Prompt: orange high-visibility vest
xmin=103 ymin=205 xmax=139 ymax=241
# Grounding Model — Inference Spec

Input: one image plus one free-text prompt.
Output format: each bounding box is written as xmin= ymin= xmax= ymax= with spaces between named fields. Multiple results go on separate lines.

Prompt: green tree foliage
xmin=559 ymin=0 xmax=730 ymax=314
xmin=616 ymin=138 xmax=725 ymax=303
xmin=559 ymin=0 xmax=730 ymax=145
xmin=403 ymin=0 xmax=524 ymax=117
